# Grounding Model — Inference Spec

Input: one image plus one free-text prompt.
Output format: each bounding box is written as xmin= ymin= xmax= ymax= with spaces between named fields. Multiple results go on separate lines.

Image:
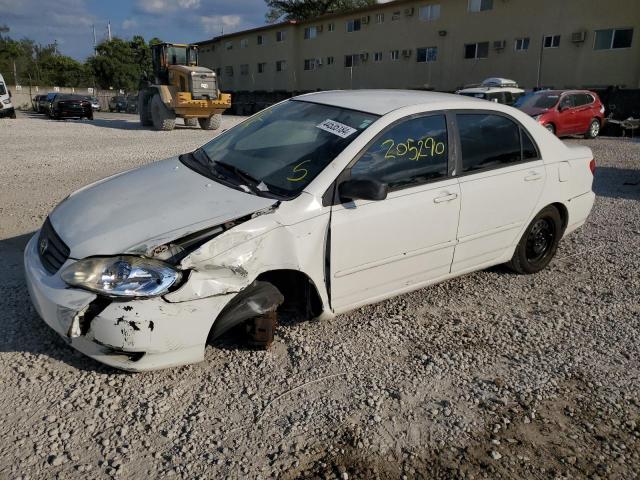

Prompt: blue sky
xmin=0 ymin=0 xmax=271 ymax=60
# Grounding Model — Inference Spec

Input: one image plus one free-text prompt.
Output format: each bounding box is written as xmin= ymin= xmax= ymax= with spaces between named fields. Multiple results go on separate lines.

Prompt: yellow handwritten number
xmin=287 ymin=160 xmax=311 ymax=182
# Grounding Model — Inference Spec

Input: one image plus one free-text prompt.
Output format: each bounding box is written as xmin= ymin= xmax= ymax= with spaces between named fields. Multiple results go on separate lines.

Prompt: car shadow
xmin=593 ymin=166 xmax=640 ymax=201
xmin=0 ymin=231 xmax=129 ymax=375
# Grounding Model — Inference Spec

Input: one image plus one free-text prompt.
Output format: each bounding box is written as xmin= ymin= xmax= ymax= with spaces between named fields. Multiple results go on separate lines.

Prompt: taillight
xmin=589 ymin=158 xmax=596 ymax=175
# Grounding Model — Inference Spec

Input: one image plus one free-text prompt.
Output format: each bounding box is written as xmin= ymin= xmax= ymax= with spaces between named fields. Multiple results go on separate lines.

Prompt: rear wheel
xmin=184 ymin=117 xmax=198 ymax=127
xmin=585 ymin=119 xmax=600 ymax=139
xmin=507 ymin=205 xmax=563 ymax=274
xmin=198 ymin=114 xmax=222 ymax=131
xmin=138 ymin=92 xmax=153 ymax=126
xmin=150 ymin=94 xmax=175 ymax=131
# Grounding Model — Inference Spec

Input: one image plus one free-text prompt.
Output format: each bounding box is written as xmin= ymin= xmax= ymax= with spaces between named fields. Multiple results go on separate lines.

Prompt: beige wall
xmin=199 ymin=0 xmax=640 ymax=93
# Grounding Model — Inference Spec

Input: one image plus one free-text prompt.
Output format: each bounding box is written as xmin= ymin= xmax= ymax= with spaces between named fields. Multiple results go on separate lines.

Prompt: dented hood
xmin=49 ymin=157 xmax=276 ymax=259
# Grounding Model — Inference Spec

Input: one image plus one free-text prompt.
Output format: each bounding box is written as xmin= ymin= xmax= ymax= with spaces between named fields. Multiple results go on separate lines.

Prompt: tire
xmin=138 ymin=92 xmax=153 ymax=126
xmin=198 ymin=114 xmax=222 ymax=131
xmin=507 ymin=206 xmax=563 ymax=274
xmin=10 ymin=110 xmax=16 ymax=119
xmin=87 ymin=112 xmax=94 ymax=121
xmin=585 ymin=119 xmax=600 ymax=139
xmin=150 ymin=94 xmax=176 ymax=131
xmin=184 ymin=117 xmax=198 ymax=127
xmin=544 ymin=123 xmax=555 ymax=135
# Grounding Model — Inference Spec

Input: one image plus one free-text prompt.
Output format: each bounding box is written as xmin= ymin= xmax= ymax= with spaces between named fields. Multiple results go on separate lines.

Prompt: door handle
xmin=433 ymin=193 xmax=458 ymax=203
xmin=524 ymin=172 xmax=542 ymax=181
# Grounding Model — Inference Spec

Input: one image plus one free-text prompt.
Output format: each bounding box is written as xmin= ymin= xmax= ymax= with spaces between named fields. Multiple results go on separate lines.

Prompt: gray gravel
xmin=0 ymin=112 xmax=639 ymax=479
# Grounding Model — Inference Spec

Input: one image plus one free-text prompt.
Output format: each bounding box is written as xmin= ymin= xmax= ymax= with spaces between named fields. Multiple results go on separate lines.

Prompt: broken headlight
xmin=61 ymin=256 xmax=181 ymax=298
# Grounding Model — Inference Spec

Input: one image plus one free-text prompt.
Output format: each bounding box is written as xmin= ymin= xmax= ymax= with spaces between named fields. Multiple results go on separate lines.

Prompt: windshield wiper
xmin=213 ymin=160 xmax=265 ymax=193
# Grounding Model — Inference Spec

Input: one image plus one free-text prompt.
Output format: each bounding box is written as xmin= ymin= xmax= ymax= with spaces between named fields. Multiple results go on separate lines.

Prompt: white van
xmin=0 ymin=73 xmax=16 ymax=119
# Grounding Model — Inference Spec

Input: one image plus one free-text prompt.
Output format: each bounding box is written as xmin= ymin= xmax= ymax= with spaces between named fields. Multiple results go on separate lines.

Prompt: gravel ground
xmin=0 ymin=112 xmax=639 ymax=480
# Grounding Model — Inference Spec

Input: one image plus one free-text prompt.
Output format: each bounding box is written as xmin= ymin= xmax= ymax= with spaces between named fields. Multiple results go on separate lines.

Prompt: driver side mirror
xmin=339 ymin=179 xmax=388 ymax=202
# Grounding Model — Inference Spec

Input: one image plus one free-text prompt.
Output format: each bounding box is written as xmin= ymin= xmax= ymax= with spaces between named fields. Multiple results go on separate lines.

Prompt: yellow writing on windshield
xmin=382 ymin=137 xmax=446 ymax=161
xmin=287 ymin=159 xmax=311 ymax=182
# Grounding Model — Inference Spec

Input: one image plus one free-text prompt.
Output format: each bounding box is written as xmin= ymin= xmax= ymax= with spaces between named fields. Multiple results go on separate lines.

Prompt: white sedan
xmin=24 ymin=90 xmax=596 ymax=371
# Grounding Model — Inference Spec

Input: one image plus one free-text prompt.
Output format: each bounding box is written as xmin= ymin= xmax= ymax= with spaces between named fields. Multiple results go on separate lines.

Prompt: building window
xmin=392 ymin=11 xmax=401 ymax=20
xmin=543 ymin=35 xmax=561 ymax=48
xmin=257 ymin=62 xmax=266 ymax=73
xmin=390 ymin=50 xmax=400 ymax=60
xmin=224 ymin=41 xmax=233 ymax=50
xmin=514 ymin=37 xmax=530 ymax=51
xmin=419 ymin=4 xmax=441 ymax=21
xmin=374 ymin=51 xmax=383 ymax=62
xmin=344 ymin=54 xmax=361 ymax=67
xmin=328 ymin=22 xmax=335 ymax=32
xmin=346 ymin=19 xmax=361 ymax=32
xmin=376 ymin=13 xmax=384 ymax=23
xmin=276 ymin=31 xmax=286 ymax=42
xmin=257 ymin=34 xmax=264 ymax=45
xmin=327 ymin=56 xmax=335 ymax=65
xmin=240 ymin=64 xmax=249 ymax=75
xmin=464 ymin=42 xmax=489 ymax=58
xmin=594 ymin=28 xmax=633 ymax=50
xmin=276 ymin=60 xmax=287 ymax=71
xmin=240 ymin=39 xmax=248 ymax=48
xmin=468 ymin=0 xmax=493 ymax=12
xmin=224 ymin=66 xmax=233 ymax=76
xmin=304 ymin=26 xmax=318 ymax=39
xmin=417 ymin=46 xmax=438 ymax=62
xmin=304 ymin=58 xmax=317 ymax=71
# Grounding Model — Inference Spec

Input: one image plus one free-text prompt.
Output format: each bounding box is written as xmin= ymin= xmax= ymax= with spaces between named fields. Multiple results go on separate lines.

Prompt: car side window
xmin=350 ymin=114 xmax=448 ymax=191
xmin=560 ymin=95 xmax=575 ymax=109
xmin=457 ymin=113 xmax=535 ymax=172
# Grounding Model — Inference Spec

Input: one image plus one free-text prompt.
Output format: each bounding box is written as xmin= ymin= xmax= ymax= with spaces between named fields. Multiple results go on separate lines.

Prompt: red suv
xmin=515 ymin=90 xmax=605 ymax=139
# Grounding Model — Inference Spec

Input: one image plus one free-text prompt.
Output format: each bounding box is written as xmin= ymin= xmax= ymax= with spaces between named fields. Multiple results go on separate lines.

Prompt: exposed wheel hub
xmin=526 ymin=218 xmax=554 ymax=262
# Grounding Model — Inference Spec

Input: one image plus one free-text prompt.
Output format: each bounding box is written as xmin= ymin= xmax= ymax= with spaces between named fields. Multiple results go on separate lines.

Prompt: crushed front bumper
xmin=24 ymin=234 xmax=233 ymax=371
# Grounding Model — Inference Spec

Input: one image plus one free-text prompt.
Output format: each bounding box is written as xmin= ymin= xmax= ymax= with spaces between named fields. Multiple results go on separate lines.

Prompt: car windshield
xmin=181 ymin=100 xmax=378 ymax=199
xmin=514 ymin=92 xmax=559 ymax=109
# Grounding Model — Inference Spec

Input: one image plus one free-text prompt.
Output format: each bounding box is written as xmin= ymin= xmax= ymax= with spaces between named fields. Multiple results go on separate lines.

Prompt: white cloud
xmin=135 ymin=0 xmax=200 ymax=14
xmin=178 ymin=0 xmax=200 ymax=8
xmin=200 ymin=15 xmax=242 ymax=34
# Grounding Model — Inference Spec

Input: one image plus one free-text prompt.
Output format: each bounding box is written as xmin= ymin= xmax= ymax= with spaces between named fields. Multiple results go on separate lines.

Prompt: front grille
xmin=38 ymin=218 xmax=70 ymax=275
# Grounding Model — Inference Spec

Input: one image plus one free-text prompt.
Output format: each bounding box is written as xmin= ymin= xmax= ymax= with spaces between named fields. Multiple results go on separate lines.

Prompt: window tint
xmin=457 ymin=114 xmax=523 ymax=172
xmin=521 ymin=130 xmax=538 ymax=160
xmin=351 ymin=115 xmax=448 ymax=190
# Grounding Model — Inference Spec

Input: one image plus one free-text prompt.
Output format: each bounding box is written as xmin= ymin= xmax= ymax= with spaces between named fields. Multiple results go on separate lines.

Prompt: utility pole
xmin=536 ymin=34 xmax=544 ymax=89
xmin=13 ymin=60 xmax=18 ymax=85
xmin=107 ymin=21 xmax=112 ymax=41
xmin=92 ymin=24 xmax=97 ymax=54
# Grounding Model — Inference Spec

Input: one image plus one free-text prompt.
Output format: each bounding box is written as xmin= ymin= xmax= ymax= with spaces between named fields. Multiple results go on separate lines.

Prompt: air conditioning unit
xmin=493 ymin=40 xmax=506 ymax=50
xmin=571 ymin=31 xmax=587 ymax=43
xmin=404 ymin=7 xmax=415 ymax=16
xmin=361 ymin=15 xmax=370 ymax=24
xmin=360 ymin=52 xmax=369 ymax=61
xmin=402 ymin=49 xmax=412 ymax=57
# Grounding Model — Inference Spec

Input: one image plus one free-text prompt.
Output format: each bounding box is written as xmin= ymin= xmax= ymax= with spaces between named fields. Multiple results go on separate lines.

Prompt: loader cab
xmin=151 ymin=43 xmax=199 ymax=84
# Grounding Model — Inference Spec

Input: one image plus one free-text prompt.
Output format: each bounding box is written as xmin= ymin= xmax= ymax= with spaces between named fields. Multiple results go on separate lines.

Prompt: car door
xmin=557 ymin=94 xmax=578 ymax=135
xmin=329 ymin=113 xmax=461 ymax=311
xmin=573 ymin=93 xmax=594 ymax=134
xmin=451 ymin=112 xmax=545 ymax=272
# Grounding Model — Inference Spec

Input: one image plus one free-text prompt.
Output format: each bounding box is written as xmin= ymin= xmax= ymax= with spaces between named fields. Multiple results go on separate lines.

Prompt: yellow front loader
xmin=139 ymin=43 xmax=231 ymax=131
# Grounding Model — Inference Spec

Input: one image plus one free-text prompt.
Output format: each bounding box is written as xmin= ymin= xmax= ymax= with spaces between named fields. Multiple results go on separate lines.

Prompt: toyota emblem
xmin=39 ymin=238 xmax=48 ymax=256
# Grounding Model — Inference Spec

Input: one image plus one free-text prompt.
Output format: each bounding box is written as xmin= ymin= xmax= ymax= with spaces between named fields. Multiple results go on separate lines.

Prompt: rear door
xmin=330 ymin=113 xmax=460 ymax=310
xmin=574 ymin=93 xmax=595 ymax=134
xmin=451 ymin=112 xmax=545 ymax=272
xmin=557 ymin=94 xmax=578 ymax=135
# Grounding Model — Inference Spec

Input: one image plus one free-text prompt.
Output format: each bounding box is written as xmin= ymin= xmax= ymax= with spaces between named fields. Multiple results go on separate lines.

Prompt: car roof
xmin=458 ymin=87 xmax=524 ymax=94
xmin=295 ymin=89 xmax=475 ymax=116
xmin=530 ymin=89 xmax=594 ymax=96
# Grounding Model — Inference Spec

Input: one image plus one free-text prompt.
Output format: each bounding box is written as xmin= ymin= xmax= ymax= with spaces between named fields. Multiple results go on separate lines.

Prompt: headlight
xmin=2 ymin=99 xmax=10 ymax=104
xmin=61 ymin=256 xmax=181 ymax=298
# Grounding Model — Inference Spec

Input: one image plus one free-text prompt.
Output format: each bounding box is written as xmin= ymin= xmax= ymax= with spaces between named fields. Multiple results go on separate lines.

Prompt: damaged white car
xmin=24 ymin=90 xmax=595 ymax=371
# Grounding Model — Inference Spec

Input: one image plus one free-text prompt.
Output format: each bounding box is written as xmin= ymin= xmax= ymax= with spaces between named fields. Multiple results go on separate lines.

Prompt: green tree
xmin=265 ymin=0 xmax=376 ymax=22
xmin=87 ymin=36 xmax=161 ymax=92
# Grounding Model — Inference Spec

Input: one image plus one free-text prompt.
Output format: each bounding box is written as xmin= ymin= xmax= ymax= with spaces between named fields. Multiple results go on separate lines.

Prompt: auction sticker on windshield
xmin=316 ymin=119 xmax=357 ymax=138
